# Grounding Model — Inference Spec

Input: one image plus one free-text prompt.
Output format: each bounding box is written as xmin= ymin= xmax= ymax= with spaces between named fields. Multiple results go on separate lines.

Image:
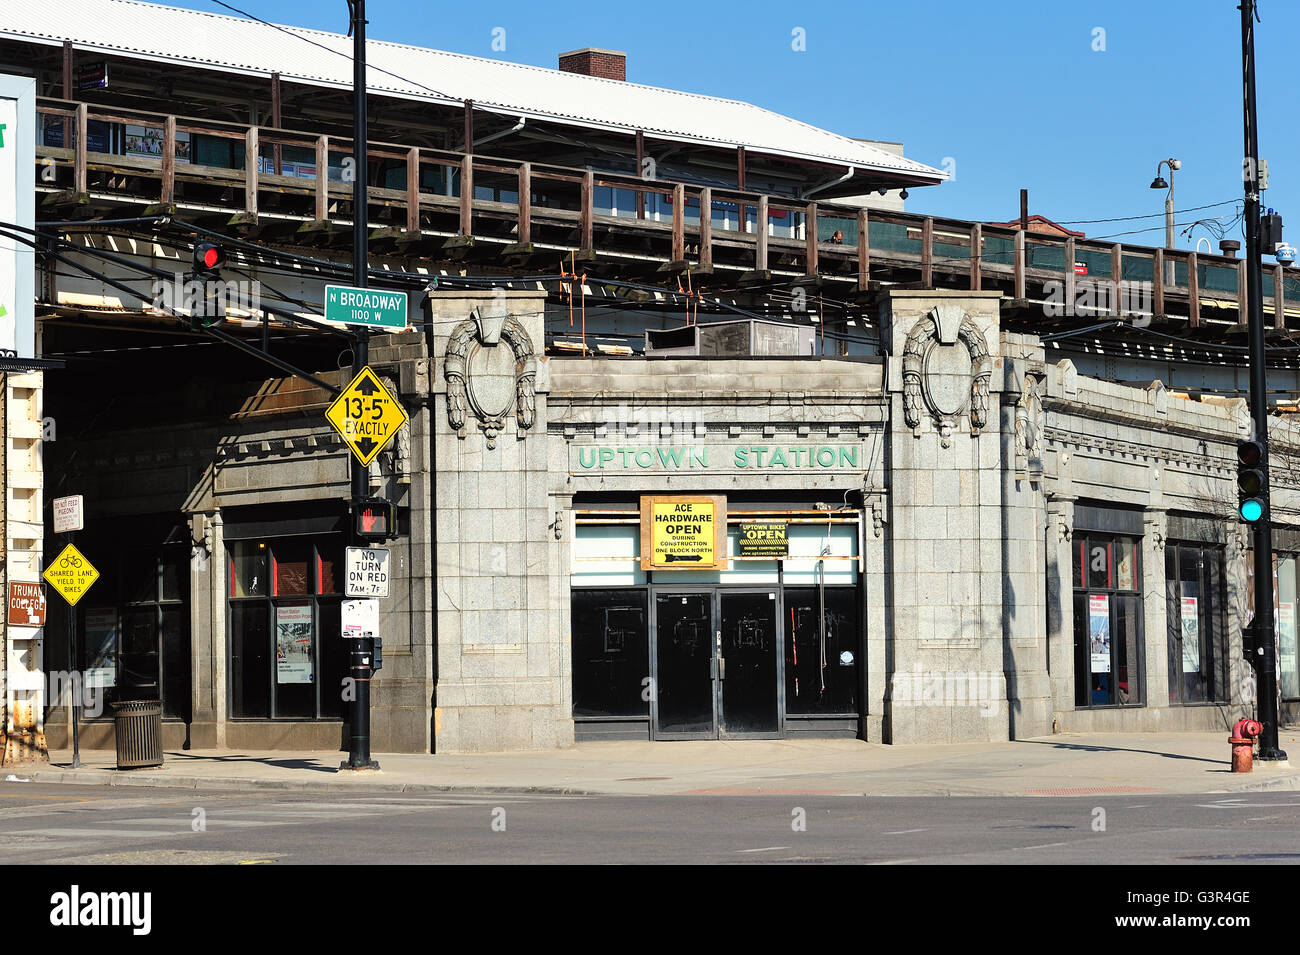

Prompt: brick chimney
xmin=558 ymin=48 xmax=626 ymax=81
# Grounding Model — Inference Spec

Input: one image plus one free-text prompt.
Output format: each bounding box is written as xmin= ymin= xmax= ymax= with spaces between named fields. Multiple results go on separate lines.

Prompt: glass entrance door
xmin=652 ymin=589 xmax=783 ymax=739
xmin=653 ymin=592 xmax=716 ymax=738
xmin=719 ymin=591 xmax=780 ymax=736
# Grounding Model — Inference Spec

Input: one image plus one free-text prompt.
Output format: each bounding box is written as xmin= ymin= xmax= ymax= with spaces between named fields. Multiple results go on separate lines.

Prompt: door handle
xmin=718 ymin=656 xmax=725 ymax=680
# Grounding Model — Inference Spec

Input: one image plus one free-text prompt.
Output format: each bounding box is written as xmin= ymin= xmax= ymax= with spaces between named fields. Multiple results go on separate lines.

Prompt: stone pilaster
xmin=1044 ymin=496 xmax=1076 ymax=718
xmin=863 ymin=490 xmax=888 ymax=742
xmin=1141 ymin=508 xmax=1169 ymax=710
xmin=881 ymin=290 xmax=1009 ymax=743
xmin=189 ymin=510 xmax=221 ymax=749
xmin=430 ymin=289 xmax=572 ymax=752
xmin=998 ymin=338 xmax=1053 ymax=739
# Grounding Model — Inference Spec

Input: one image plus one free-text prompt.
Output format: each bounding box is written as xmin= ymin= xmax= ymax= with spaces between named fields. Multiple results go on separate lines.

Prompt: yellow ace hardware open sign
xmin=325 ymin=366 xmax=409 ymax=467
xmin=640 ymin=495 xmax=728 ymax=571
xmin=42 ymin=543 xmax=100 ymax=606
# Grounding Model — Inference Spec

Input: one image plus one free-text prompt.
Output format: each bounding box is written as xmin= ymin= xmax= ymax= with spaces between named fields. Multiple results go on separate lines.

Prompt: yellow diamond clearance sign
xmin=42 ymin=543 xmax=100 ymax=606
xmin=640 ymin=495 xmax=728 ymax=570
xmin=325 ymin=366 xmax=409 ymax=467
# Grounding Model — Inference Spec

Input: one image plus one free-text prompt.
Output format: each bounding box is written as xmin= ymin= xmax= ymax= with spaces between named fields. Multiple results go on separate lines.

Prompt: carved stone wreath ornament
xmin=445 ymin=307 xmax=537 ymax=448
xmin=902 ymin=307 xmax=992 ymax=447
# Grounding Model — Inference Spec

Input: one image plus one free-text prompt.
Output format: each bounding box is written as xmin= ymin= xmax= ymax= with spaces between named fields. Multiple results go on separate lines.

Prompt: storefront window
xmin=71 ymin=544 xmax=190 ymax=720
xmin=1166 ymin=545 xmax=1228 ymax=704
xmin=784 ymin=587 xmax=858 ymax=715
xmin=570 ymin=514 xmax=863 ymax=735
xmin=1073 ymin=533 xmax=1143 ymax=707
xmin=228 ymin=537 xmax=344 ymax=720
xmin=1278 ymin=556 xmax=1300 ymax=700
xmin=571 ymin=590 xmax=649 ymax=718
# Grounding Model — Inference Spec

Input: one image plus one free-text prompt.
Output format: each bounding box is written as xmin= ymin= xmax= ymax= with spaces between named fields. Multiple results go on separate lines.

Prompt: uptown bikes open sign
xmin=640 ymin=495 xmax=728 ymax=571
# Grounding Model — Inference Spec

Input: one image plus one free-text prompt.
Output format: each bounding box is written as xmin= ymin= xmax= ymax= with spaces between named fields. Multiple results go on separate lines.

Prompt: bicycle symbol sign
xmin=42 ymin=543 xmax=99 ymax=606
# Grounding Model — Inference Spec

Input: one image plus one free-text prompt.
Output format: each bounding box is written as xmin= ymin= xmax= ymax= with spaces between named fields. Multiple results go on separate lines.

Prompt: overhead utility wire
xmin=2 ymin=221 xmax=352 ymax=342
xmin=206 ymin=0 xmax=457 ymax=102
xmin=0 ymin=223 xmax=344 ymax=392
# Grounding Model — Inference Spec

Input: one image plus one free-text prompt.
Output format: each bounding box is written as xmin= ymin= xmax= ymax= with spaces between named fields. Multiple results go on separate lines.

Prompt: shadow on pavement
xmin=1014 ymin=738 xmax=1224 ymax=766
xmin=160 ymin=752 xmax=339 ymax=774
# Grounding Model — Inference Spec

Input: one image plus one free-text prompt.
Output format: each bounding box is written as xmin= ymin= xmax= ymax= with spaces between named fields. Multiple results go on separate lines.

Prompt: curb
xmin=1227 ymin=773 xmax=1300 ymax=792
xmin=13 ymin=766 xmax=1300 ymax=798
xmin=21 ymin=769 xmax=601 ymax=798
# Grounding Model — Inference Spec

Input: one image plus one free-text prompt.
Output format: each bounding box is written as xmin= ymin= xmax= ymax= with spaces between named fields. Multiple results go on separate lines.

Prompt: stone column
xmin=189 ymin=510 xmax=221 ymax=749
xmin=429 ymin=289 xmax=571 ymax=752
xmin=998 ymin=345 xmax=1053 ymax=739
xmin=1141 ymin=507 xmax=1170 ymax=711
xmin=881 ymin=290 xmax=1009 ymax=743
xmin=863 ymin=491 xmax=888 ymax=742
xmin=1044 ymin=496 xmax=1076 ymax=720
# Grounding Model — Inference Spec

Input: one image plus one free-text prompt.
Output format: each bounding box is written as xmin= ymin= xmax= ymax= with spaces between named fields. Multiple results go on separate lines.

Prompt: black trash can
xmin=111 ymin=700 xmax=163 ymax=769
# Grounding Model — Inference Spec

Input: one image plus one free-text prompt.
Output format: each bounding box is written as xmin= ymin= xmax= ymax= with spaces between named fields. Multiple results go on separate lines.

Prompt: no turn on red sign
xmin=346 ymin=546 xmax=390 ymax=598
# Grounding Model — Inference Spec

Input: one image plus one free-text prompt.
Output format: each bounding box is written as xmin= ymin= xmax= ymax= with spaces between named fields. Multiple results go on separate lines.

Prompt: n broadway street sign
xmin=324 ymin=285 xmax=408 ymax=330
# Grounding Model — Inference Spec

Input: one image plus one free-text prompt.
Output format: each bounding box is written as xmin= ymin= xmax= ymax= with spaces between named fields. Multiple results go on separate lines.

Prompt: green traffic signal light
xmin=1237 ymin=440 xmax=1267 ymax=525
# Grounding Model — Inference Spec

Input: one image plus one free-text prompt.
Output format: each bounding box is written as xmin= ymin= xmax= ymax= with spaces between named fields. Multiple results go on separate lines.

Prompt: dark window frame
xmin=1165 ymin=543 xmax=1229 ymax=705
xmin=226 ymin=535 xmax=344 ymax=721
xmin=1072 ymin=531 xmax=1145 ymax=709
xmin=72 ymin=542 xmax=190 ymax=722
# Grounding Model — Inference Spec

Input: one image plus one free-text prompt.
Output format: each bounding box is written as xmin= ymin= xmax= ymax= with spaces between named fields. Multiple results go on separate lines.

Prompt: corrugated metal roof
xmin=0 ymin=0 xmax=946 ymax=183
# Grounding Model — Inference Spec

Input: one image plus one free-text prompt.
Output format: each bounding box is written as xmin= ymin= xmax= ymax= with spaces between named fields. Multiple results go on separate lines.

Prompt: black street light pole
xmin=1240 ymin=0 xmax=1286 ymax=761
xmin=341 ymin=0 xmax=378 ymax=772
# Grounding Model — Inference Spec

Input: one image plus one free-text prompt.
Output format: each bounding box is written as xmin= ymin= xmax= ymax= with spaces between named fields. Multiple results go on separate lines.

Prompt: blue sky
xmin=168 ymin=0 xmax=1297 ymax=251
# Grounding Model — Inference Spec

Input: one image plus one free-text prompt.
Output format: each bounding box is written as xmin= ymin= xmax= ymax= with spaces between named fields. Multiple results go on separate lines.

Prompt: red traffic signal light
xmin=193 ymin=242 xmax=225 ymax=275
xmin=354 ymin=499 xmax=396 ymax=540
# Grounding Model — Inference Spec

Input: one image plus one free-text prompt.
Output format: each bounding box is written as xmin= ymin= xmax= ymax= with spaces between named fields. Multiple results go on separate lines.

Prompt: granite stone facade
xmin=35 ymin=286 xmax=1300 ymax=752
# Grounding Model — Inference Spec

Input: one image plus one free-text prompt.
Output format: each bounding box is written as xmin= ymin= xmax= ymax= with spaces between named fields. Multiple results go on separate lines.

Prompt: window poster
xmin=1115 ymin=541 xmax=1136 ymax=591
xmin=124 ymin=124 xmax=191 ymax=163
xmin=275 ymin=604 xmax=314 ymax=684
xmin=83 ymin=608 xmax=118 ymax=688
xmin=1181 ymin=596 xmax=1200 ymax=672
xmin=1089 ymin=594 xmax=1111 ymax=673
xmin=1280 ymin=602 xmax=1298 ymax=699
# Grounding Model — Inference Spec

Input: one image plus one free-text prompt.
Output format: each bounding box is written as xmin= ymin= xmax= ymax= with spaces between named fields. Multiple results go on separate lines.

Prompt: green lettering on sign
xmin=575 ymin=444 xmax=865 ymax=471
xmin=324 ymin=284 xmax=408 ymax=330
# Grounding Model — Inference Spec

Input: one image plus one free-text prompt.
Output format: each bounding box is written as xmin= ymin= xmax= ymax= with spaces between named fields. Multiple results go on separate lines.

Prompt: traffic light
xmin=1242 ymin=621 xmax=1261 ymax=669
xmin=1260 ymin=209 xmax=1283 ymax=252
xmin=1237 ymin=439 xmax=1267 ymax=524
xmin=354 ymin=499 xmax=396 ymax=541
xmin=192 ymin=241 xmax=225 ymax=276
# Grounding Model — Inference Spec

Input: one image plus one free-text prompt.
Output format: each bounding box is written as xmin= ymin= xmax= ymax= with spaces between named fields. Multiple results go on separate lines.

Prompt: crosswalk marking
xmin=17 ymin=828 xmax=178 ymax=839
xmin=0 ymin=793 xmax=568 ymax=848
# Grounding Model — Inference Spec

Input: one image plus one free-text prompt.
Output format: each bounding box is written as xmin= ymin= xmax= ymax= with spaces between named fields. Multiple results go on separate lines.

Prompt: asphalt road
xmin=0 ymin=782 xmax=1298 ymax=864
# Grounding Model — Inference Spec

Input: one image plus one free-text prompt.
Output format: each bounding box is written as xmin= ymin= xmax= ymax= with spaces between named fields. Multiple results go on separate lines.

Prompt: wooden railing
xmin=32 ymin=99 xmax=1300 ymax=327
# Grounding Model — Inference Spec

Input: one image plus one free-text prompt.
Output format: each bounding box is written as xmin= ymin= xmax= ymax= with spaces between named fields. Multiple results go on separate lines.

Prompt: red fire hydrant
xmin=1230 ymin=719 xmax=1264 ymax=773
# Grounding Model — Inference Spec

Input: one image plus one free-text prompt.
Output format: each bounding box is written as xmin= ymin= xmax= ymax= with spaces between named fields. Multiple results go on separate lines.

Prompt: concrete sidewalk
xmin=9 ymin=728 xmax=1300 ymax=797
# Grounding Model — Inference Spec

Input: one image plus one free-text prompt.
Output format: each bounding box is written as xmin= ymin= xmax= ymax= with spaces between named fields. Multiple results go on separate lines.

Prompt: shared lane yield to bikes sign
xmin=42 ymin=543 xmax=99 ymax=606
